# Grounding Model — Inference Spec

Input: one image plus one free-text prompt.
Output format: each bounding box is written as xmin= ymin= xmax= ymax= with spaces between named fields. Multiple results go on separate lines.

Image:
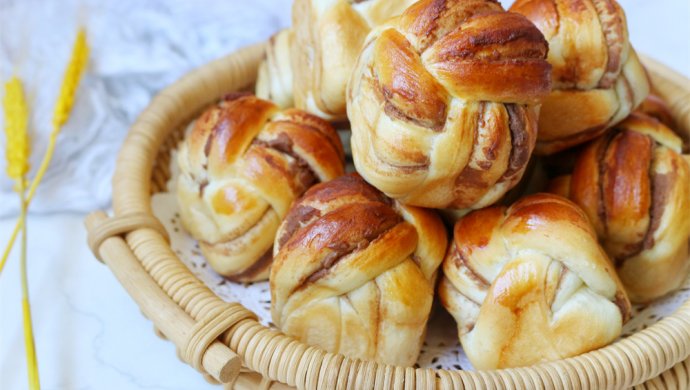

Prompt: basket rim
xmin=102 ymin=42 xmax=690 ymax=388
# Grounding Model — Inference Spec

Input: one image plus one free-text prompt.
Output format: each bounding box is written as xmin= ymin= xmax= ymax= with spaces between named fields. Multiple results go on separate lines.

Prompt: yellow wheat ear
xmin=3 ymin=76 xmax=40 ymax=390
xmin=1 ymin=27 xmax=90 ymax=276
xmin=53 ymin=28 xmax=89 ymax=129
xmin=32 ymin=26 xmax=89 ymax=202
xmin=3 ymin=76 xmax=30 ymax=185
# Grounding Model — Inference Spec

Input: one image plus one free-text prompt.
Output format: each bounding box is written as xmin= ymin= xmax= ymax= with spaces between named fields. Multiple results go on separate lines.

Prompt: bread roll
xmin=177 ymin=94 xmax=345 ymax=281
xmin=291 ymin=0 xmax=418 ymax=120
xmin=347 ymin=0 xmax=551 ymax=209
xmin=439 ymin=193 xmax=631 ymax=369
xmin=548 ymin=113 xmax=690 ymax=302
xmin=510 ymin=0 xmax=650 ymax=154
xmin=271 ymin=174 xmax=447 ymax=366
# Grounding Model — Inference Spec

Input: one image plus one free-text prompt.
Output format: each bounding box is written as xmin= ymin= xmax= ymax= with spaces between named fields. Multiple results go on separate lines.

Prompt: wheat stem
xmin=19 ymin=179 xmax=40 ymax=390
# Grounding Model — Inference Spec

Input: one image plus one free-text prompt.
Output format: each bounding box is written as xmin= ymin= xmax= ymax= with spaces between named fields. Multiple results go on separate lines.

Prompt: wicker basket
xmin=85 ymin=42 xmax=690 ymax=389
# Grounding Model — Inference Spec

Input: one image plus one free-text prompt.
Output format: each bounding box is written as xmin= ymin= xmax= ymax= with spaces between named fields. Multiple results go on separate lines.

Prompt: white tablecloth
xmin=1 ymin=1 xmax=689 ymax=389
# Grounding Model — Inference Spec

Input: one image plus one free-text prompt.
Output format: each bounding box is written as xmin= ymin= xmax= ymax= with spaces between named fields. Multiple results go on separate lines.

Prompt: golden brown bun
xmin=291 ymin=0 xmax=419 ymax=120
xmin=548 ymin=113 xmax=690 ymax=302
xmin=256 ymin=29 xmax=295 ymax=109
xmin=347 ymin=0 xmax=551 ymax=210
xmin=439 ymin=193 xmax=630 ymax=369
xmin=510 ymin=0 xmax=650 ymax=155
xmin=177 ymin=94 xmax=345 ymax=282
xmin=270 ymin=174 xmax=447 ymax=366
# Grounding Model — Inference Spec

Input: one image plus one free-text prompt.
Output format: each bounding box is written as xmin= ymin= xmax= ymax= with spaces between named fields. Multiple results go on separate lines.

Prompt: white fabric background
xmin=0 ymin=1 xmax=689 ymax=390
xmin=0 ymin=0 xmax=688 ymax=217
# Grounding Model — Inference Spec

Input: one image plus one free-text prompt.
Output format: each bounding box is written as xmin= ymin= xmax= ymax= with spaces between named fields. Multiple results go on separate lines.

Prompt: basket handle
xmin=85 ymin=211 xmax=243 ymax=384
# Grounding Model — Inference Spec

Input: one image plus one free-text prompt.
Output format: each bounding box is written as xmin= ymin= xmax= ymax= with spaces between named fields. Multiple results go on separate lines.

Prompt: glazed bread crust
xmin=439 ymin=193 xmax=631 ymax=369
xmin=270 ymin=174 xmax=447 ymax=366
xmin=549 ymin=113 xmax=690 ymax=302
xmin=177 ymin=94 xmax=344 ymax=282
xmin=347 ymin=0 xmax=551 ymax=209
xmin=511 ymin=0 xmax=650 ymax=154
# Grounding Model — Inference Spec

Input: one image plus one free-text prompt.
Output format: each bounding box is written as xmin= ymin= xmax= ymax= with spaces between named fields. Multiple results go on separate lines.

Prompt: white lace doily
xmin=151 ymin=150 xmax=690 ymax=370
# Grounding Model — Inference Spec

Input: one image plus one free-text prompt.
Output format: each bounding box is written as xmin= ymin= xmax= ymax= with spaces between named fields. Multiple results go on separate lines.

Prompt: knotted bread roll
xmin=256 ymin=29 xmax=295 ymax=109
xmin=177 ymin=94 xmax=345 ymax=282
xmin=439 ymin=193 xmax=631 ymax=369
xmin=510 ymin=0 xmax=650 ymax=154
xmin=271 ymin=174 xmax=447 ymax=366
xmin=347 ymin=0 xmax=551 ymax=209
xmin=548 ymin=113 xmax=690 ymax=302
xmin=291 ymin=0 xmax=418 ymax=120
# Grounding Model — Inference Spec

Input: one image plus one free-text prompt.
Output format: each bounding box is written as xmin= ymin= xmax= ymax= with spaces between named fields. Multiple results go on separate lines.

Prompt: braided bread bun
xmin=177 ymin=94 xmax=345 ymax=282
xmin=439 ymin=193 xmax=631 ymax=369
xmin=548 ymin=113 xmax=690 ymax=302
xmin=270 ymin=174 xmax=447 ymax=366
xmin=347 ymin=0 xmax=551 ymax=209
xmin=256 ymin=29 xmax=294 ymax=109
xmin=291 ymin=0 xmax=418 ymax=120
xmin=510 ymin=0 xmax=650 ymax=155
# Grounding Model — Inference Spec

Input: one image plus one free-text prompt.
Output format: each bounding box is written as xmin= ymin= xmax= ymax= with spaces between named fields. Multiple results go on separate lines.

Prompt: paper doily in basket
xmin=152 ymin=150 xmax=690 ymax=370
